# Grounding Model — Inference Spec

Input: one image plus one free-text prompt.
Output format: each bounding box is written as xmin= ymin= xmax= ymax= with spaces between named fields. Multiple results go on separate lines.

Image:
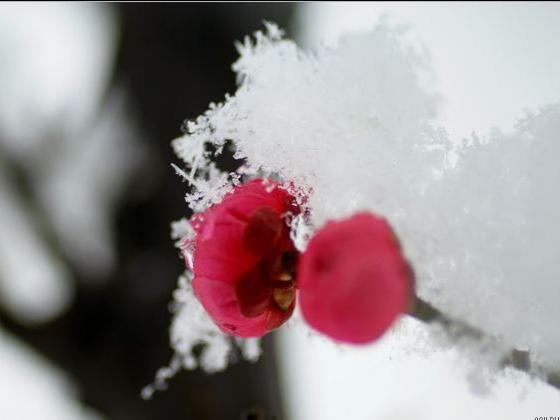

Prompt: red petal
xmin=265 ymin=302 xmax=295 ymax=331
xmin=235 ymin=266 xmax=273 ymax=318
xmin=243 ymin=207 xmax=283 ymax=256
xmin=193 ymin=276 xmax=265 ymax=336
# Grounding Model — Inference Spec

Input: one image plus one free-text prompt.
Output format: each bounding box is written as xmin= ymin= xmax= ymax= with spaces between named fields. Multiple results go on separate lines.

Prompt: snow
xmin=0 ymin=5 xmax=133 ymax=417
xmin=36 ymin=90 xmax=142 ymax=279
xmin=0 ymin=3 xmax=139 ymax=288
xmin=297 ymin=2 xmax=560 ymax=142
xmin=414 ymin=106 xmax=560 ymax=370
xmin=0 ymin=327 xmax=104 ymax=420
xmin=172 ymin=13 xmax=560 ymax=383
xmin=144 ymin=222 xmax=262 ymax=397
xmin=141 ymin=272 xmax=234 ymax=399
xmin=0 ymin=3 xmax=117 ymax=158
xmin=173 ymin=21 xmax=443 ymax=232
xmin=276 ymin=4 xmax=560 ymax=419
xmin=278 ymin=318 xmax=560 ymax=420
xmin=0 ymin=173 xmax=73 ymax=323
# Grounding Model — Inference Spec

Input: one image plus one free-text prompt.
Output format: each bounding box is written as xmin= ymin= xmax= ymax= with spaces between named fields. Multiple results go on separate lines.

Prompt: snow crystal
xmin=411 ymin=105 xmax=560 ymax=372
xmin=146 ymin=219 xmax=261 ymax=394
xmin=170 ymin=273 xmax=231 ymax=373
xmin=173 ymin=21 xmax=444 ymax=227
xmin=171 ymin=21 xmax=560 ymax=381
xmin=143 ymin=271 xmax=262 ymax=398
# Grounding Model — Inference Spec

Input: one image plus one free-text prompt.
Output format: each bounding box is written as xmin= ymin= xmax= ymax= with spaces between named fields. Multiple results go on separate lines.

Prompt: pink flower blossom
xmin=188 ymin=179 xmax=299 ymax=337
xmin=297 ymin=212 xmax=414 ymax=344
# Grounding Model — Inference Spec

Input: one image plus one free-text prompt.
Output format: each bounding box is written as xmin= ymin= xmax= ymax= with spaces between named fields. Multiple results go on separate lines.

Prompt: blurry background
xmin=0 ymin=3 xmax=293 ymax=420
xmin=1 ymin=3 xmax=560 ymax=420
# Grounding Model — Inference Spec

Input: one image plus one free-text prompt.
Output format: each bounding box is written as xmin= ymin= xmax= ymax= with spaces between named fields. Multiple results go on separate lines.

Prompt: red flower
xmin=297 ymin=212 xmax=414 ymax=344
xmin=189 ymin=179 xmax=299 ymax=337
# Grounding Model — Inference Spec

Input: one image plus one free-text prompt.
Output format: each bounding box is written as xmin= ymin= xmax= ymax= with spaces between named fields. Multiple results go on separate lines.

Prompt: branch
xmin=0 ymin=141 xmax=68 ymax=264
xmin=408 ymin=295 xmax=560 ymax=391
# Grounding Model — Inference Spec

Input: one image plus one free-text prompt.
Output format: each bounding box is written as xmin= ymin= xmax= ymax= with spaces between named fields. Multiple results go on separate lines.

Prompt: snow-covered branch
xmin=409 ymin=296 xmax=560 ymax=391
xmin=167 ymin=21 xmax=560 ymax=392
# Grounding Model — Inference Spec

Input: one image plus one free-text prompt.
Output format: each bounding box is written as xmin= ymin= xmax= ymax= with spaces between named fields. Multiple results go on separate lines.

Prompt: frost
xmin=411 ymin=105 xmax=560 ymax=372
xmin=170 ymin=217 xmax=194 ymax=250
xmin=235 ymin=337 xmax=262 ymax=362
xmin=171 ymin=20 xmax=560 ymax=384
xmin=172 ymin=20 xmax=445 ymax=223
xmin=146 ymin=221 xmax=261 ymax=395
xmin=170 ymin=273 xmax=231 ymax=373
xmin=143 ymin=272 xmax=262 ymax=398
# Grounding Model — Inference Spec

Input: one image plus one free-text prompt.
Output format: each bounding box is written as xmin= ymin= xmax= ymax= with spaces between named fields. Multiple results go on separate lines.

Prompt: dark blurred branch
xmin=0 ymin=142 xmax=68 ymax=264
xmin=409 ymin=295 xmax=560 ymax=391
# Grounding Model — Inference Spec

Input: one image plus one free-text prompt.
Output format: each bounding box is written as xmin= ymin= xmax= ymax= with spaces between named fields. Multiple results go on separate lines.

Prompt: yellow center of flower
xmin=270 ymin=251 xmax=297 ymax=311
xmin=237 ymin=208 xmax=298 ymax=317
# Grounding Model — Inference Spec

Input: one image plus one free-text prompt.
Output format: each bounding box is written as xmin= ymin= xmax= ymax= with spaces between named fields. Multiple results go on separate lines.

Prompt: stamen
xmin=273 ymin=287 xmax=295 ymax=311
xmin=276 ymin=272 xmax=293 ymax=282
xmin=271 ymin=251 xmax=298 ymax=281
